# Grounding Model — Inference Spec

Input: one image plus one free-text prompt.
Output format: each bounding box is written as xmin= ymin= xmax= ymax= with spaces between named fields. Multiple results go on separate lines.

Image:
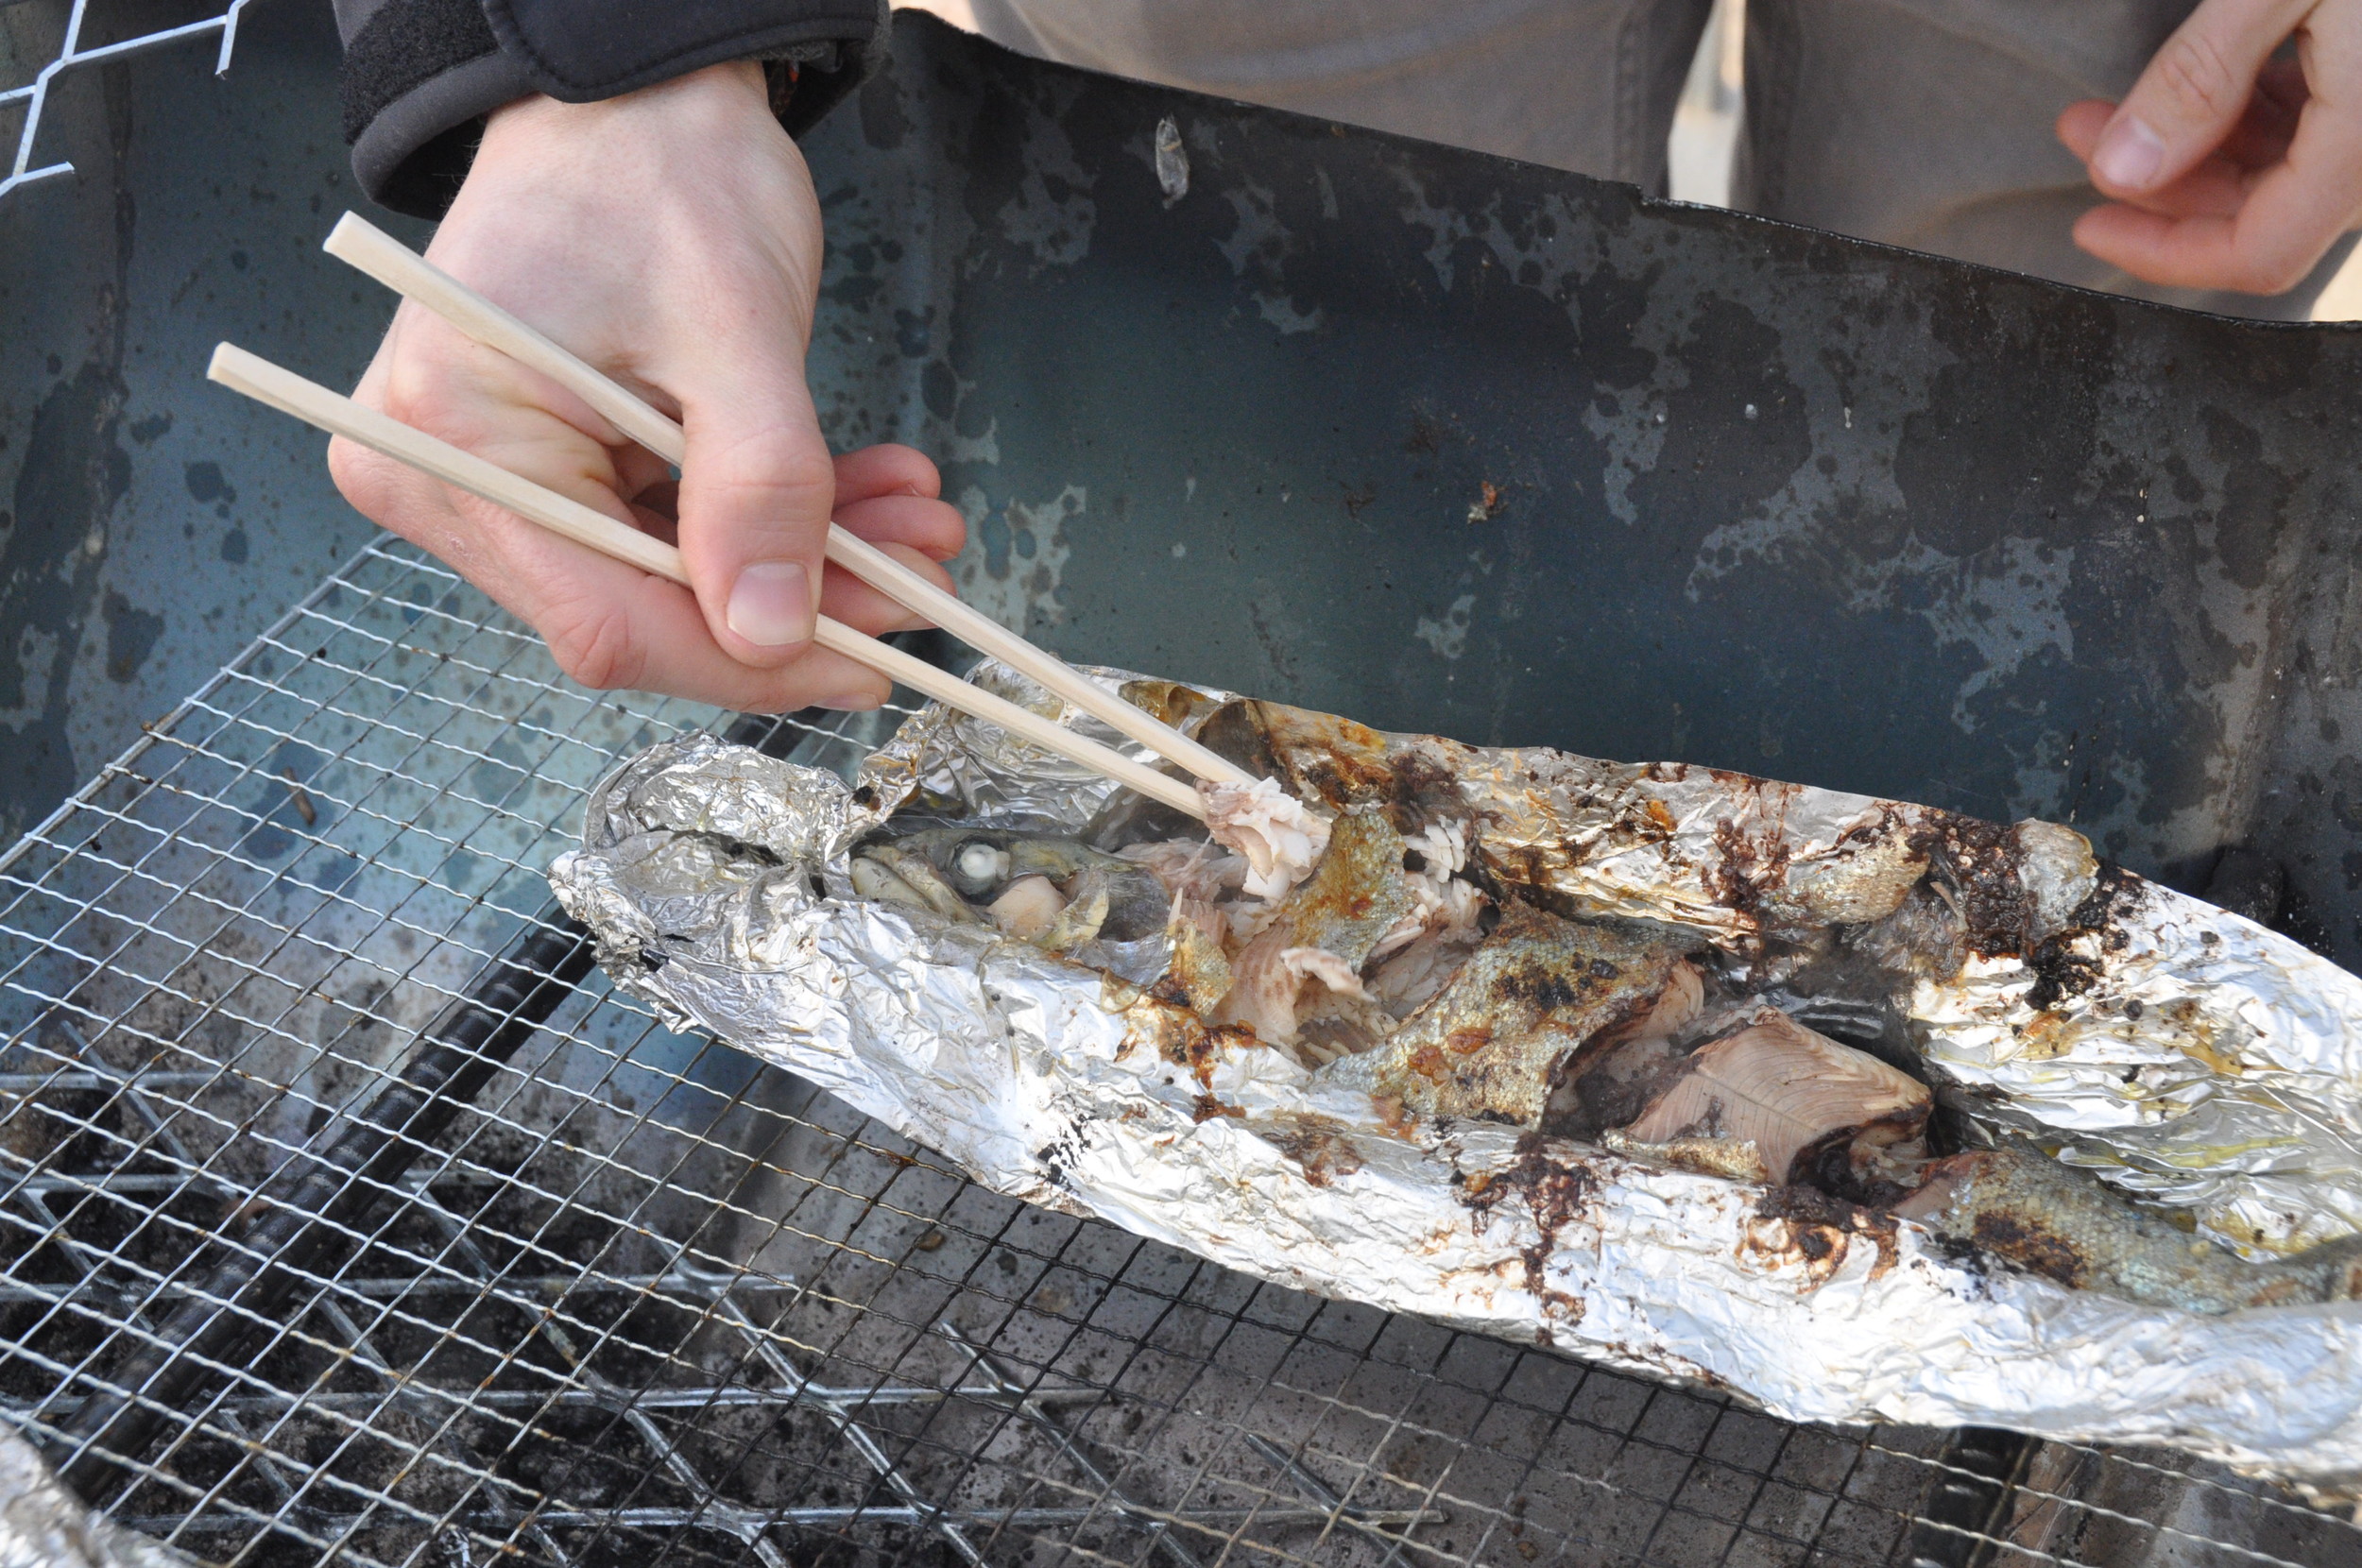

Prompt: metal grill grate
xmin=0 ymin=538 xmax=2355 ymax=1568
xmin=2 ymin=0 xmax=259 ymax=202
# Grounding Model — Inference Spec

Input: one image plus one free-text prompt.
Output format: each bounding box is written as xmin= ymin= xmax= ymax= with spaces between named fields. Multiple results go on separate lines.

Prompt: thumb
xmin=674 ymin=364 xmax=839 ymax=667
xmin=2090 ymin=0 xmax=2303 ymax=194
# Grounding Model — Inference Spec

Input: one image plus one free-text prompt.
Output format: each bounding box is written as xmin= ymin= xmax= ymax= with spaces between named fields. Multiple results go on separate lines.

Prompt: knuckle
xmin=2152 ymin=31 xmax=2249 ymax=122
xmin=698 ymin=410 xmax=834 ymax=485
xmin=542 ymin=599 xmax=646 ymax=691
xmin=327 ymin=437 xmax=401 ymax=520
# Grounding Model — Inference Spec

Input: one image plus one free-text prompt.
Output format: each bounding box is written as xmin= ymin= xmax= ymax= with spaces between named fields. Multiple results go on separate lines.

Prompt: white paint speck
xmin=1172 ymin=542 xmax=1187 ymax=558
xmin=1155 ymin=116 xmax=1190 ymax=203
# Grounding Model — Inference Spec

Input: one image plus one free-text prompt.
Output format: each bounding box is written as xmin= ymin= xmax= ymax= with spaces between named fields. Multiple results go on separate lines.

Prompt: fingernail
xmin=726 ymin=561 xmax=813 ymax=647
xmin=815 ymin=691 xmax=881 ymax=711
xmin=2094 ymin=113 xmax=2165 ymax=189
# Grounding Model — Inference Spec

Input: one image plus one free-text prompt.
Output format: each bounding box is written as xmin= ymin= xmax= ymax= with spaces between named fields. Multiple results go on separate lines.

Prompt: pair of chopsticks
xmin=206 ymin=213 xmax=1257 ymax=821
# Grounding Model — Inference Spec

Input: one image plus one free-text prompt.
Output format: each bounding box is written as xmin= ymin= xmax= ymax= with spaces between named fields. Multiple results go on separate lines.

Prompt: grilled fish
xmin=558 ymin=667 xmax=2362 ymax=1495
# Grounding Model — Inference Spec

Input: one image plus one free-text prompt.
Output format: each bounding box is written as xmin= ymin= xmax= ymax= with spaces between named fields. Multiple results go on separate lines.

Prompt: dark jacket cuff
xmin=336 ymin=0 xmax=887 ymax=219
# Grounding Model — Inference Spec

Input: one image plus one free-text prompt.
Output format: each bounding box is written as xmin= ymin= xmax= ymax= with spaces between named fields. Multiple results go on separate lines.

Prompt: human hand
xmin=2056 ymin=0 xmax=2362 ymax=295
xmin=329 ymin=61 xmax=965 ymax=710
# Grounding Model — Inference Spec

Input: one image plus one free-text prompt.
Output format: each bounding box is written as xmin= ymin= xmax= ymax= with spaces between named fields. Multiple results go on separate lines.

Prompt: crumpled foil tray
xmin=550 ymin=663 xmax=2362 ymax=1497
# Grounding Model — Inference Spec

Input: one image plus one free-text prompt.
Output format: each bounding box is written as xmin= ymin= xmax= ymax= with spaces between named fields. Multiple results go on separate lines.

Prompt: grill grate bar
xmin=933 ymin=1319 xmax=1208 ymax=1568
xmin=690 ymin=1263 xmax=990 ymax=1567
xmin=119 ymin=1504 xmax=1447 ymax=1535
xmin=1862 ymin=1440 xmax=2322 ymax=1568
xmin=1 ymin=0 xmax=260 ymax=201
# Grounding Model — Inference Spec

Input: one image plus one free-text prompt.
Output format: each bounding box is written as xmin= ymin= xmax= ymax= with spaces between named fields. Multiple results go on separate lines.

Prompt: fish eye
xmin=952 ymin=840 xmax=1010 ymax=890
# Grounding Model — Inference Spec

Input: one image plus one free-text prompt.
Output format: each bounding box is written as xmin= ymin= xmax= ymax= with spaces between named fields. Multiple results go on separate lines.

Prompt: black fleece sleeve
xmin=334 ymin=0 xmax=888 ymax=218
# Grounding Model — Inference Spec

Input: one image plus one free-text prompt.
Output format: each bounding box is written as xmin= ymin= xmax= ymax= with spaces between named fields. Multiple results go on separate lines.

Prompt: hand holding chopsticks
xmin=208 ymin=344 xmax=1210 ymax=819
xmin=319 ymin=213 xmax=1255 ymax=793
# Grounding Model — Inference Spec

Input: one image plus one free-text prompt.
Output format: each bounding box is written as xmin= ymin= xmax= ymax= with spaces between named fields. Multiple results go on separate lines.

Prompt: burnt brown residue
xmin=1462 ymin=1138 xmax=1598 ymax=1313
xmin=1707 ymin=814 xmax=1793 ymax=949
xmin=1124 ymin=992 xmax=1261 ymax=1091
xmin=2023 ymin=864 xmax=2141 ymax=1011
xmin=1913 ymin=814 xmax=2126 ymax=974
xmin=1191 ymin=1095 xmax=1244 ymax=1123
xmin=1968 ymin=1209 xmax=2088 ymax=1289
xmin=1253 ymin=702 xmax=1470 ymax=833
xmin=1258 ymin=1115 xmax=1366 ymax=1187
xmin=1918 ymin=815 xmax=2038 ymax=961
xmin=1036 ymin=1124 xmax=1087 ymax=1189
xmin=1754 ymin=1185 xmax=1901 ymax=1280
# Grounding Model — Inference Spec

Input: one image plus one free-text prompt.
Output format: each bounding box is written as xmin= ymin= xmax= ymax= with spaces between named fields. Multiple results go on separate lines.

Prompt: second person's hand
xmin=329 ymin=60 xmax=966 ymax=710
xmin=2057 ymin=0 xmax=2362 ymax=296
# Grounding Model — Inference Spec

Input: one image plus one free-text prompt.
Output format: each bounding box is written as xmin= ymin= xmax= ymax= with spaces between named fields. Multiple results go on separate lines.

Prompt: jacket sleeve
xmin=334 ymin=0 xmax=889 ymax=218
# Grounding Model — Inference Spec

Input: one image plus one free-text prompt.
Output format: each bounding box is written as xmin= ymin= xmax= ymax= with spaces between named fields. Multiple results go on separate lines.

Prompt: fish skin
xmin=1213 ymin=811 xmax=1417 ymax=1047
xmin=1162 ymin=895 xmax=1235 ymax=1014
xmin=1270 ymin=810 xmax=1416 ymax=968
xmin=1370 ymin=902 xmax=1687 ymax=1126
xmin=1902 ymin=1146 xmax=2362 ymax=1314
xmin=855 ymin=844 xmax=976 ymax=923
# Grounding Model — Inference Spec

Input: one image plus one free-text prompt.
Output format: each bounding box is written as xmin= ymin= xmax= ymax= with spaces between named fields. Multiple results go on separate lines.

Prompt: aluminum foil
xmin=552 ymin=663 xmax=2362 ymax=1496
xmin=1 ymin=1425 xmax=196 ymax=1568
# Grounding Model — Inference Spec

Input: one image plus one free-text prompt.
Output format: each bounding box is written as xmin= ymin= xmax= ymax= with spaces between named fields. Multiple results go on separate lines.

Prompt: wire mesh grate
xmin=2 ymin=0 xmax=260 ymax=201
xmin=0 ymin=537 xmax=2354 ymax=1568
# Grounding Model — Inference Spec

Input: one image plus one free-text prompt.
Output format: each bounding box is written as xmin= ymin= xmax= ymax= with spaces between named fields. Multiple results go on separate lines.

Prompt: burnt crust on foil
xmin=552 ymin=662 xmax=2362 ymax=1500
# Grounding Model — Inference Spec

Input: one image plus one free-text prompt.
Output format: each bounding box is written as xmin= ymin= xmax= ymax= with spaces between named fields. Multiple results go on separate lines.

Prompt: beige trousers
xmin=966 ymin=0 xmax=2349 ymax=320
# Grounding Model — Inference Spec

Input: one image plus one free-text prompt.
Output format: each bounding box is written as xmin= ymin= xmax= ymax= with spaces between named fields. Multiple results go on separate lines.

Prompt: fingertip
xmin=2056 ymin=98 xmax=2114 ymax=161
xmin=721 ymin=558 xmax=820 ymax=663
xmin=833 ymin=443 xmax=943 ymax=503
xmin=812 ymin=681 xmax=892 ymax=713
xmin=2067 ymin=201 xmax=2149 ymax=266
xmin=833 ymin=492 xmax=968 ymax=562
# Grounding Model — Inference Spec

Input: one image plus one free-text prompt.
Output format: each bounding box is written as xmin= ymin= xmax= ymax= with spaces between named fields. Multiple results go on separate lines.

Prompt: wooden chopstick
xmin=321 ymin=212 xmax=1257 ymax=790
xmin=207 ymin=343 xmax=1207 ymax=821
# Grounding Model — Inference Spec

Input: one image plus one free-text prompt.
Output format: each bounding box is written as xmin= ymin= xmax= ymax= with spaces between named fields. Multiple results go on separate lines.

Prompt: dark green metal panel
xmin=0 ymin=0 xmax=419 ymax=844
